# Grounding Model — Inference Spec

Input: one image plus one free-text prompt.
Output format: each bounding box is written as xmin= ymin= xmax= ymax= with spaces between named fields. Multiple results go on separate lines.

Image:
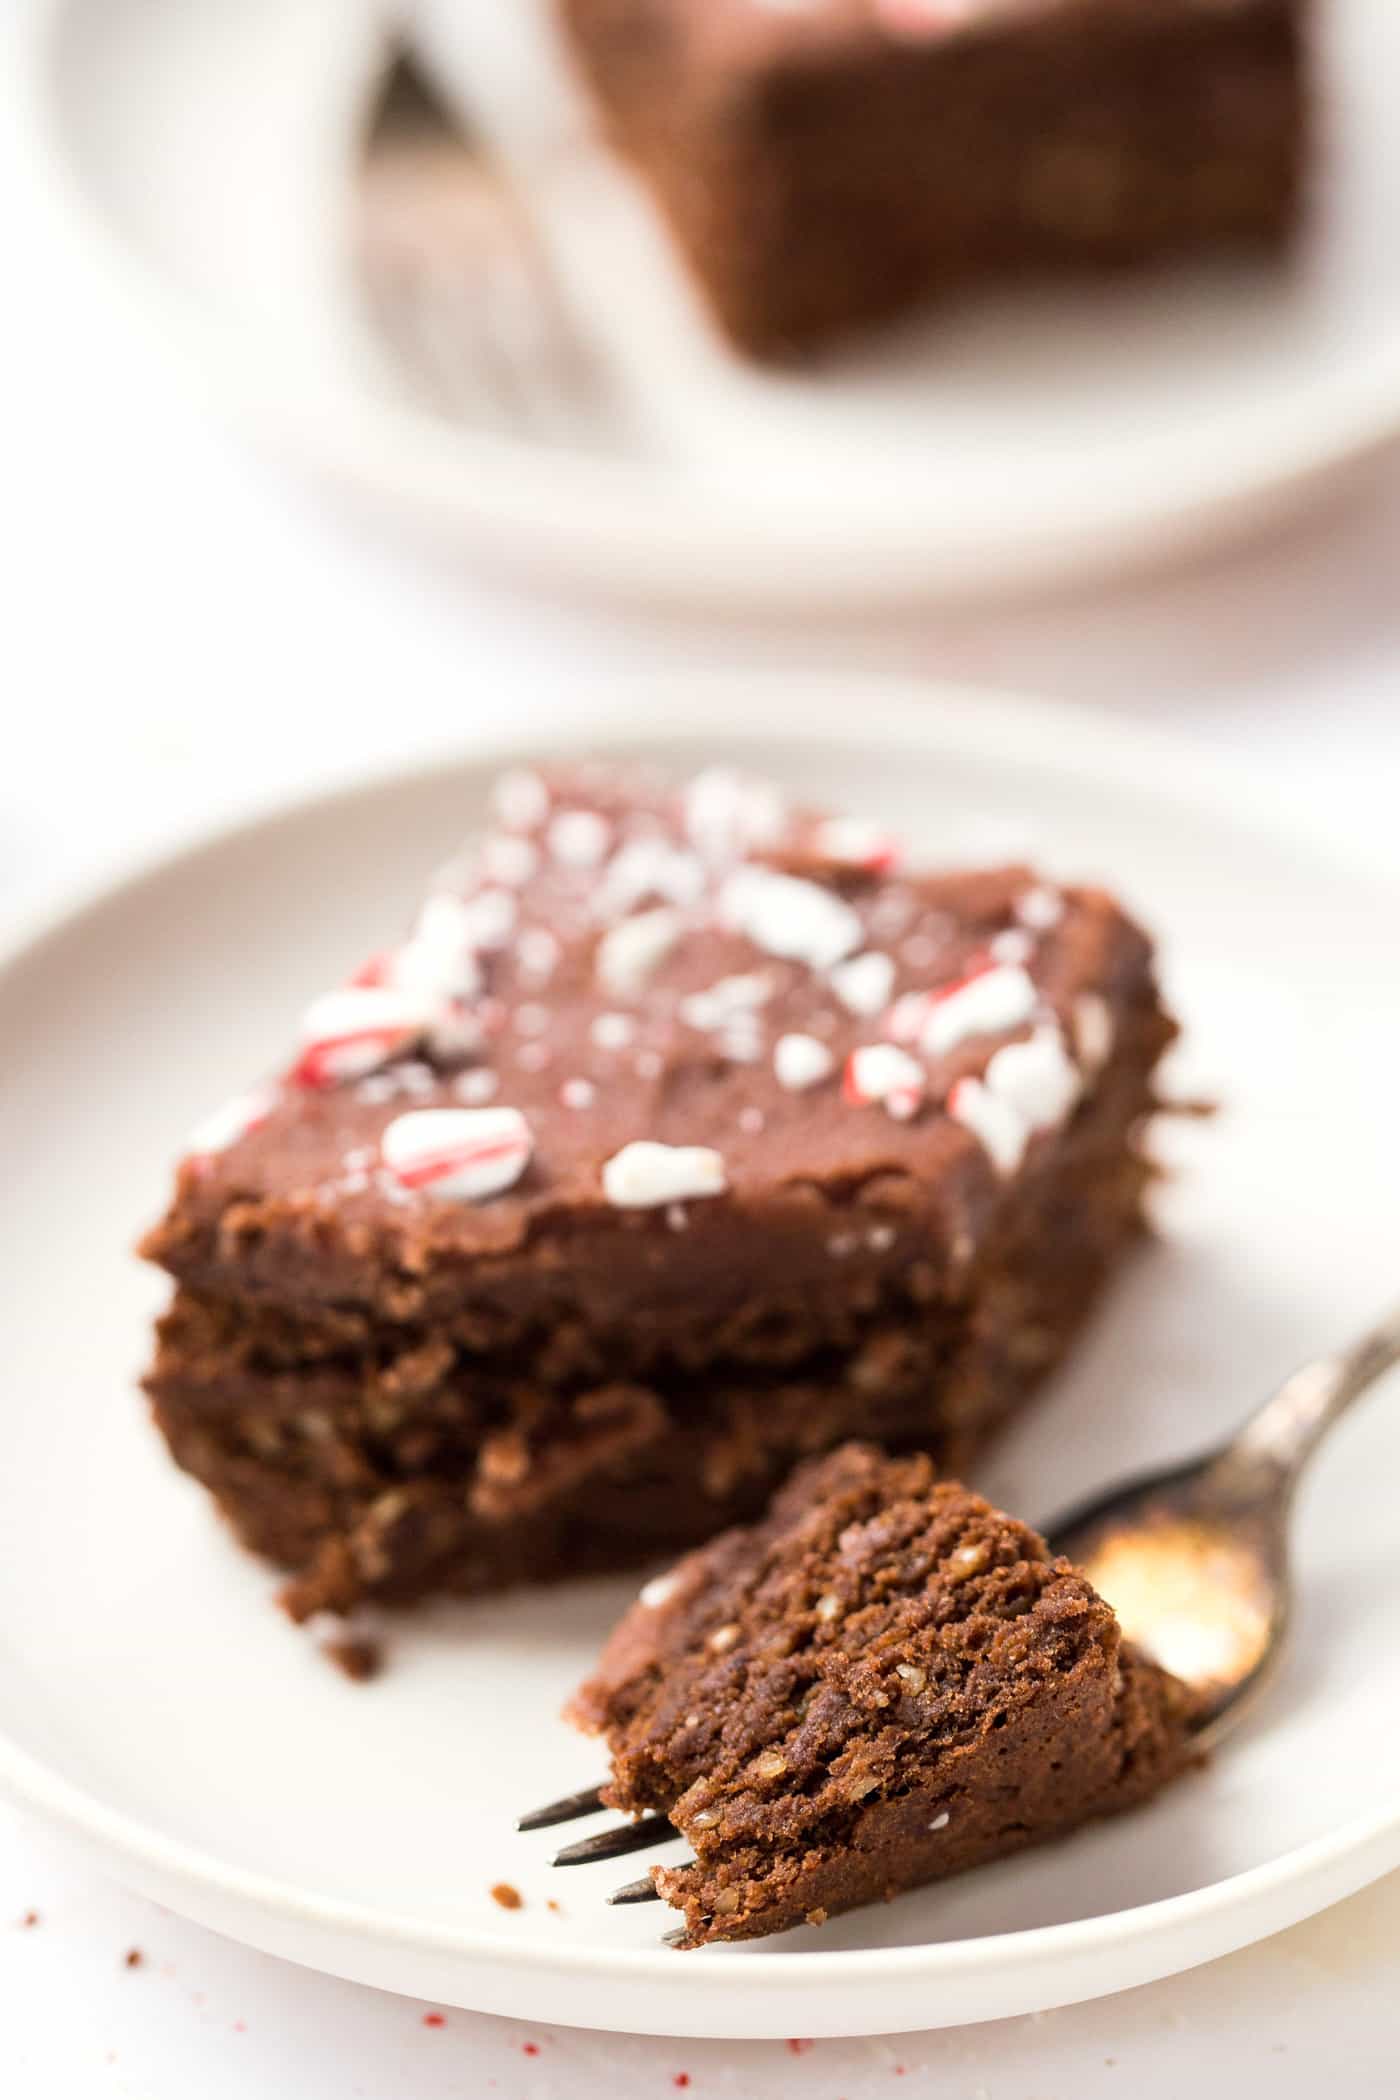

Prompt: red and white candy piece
xmin=774 ymin=1032 xmax=835 ymax=1092
xmin=920 ymin=963 xmax=1037 ymax=1058
xmin=294 ymin=987 xmax=431 ymax=1088
xmin=380 ymin=1106 xmax=532 ymax=1201
xmin=843 ymin=1043 xmax=926 ymax=1121
xmin=811 ymin=816 xmax=902 ymax=874
xmin=184 ymin=1084 xmax=278 ymax=1160
xmin=601 ymin=1141 xmax=727 ymax=1209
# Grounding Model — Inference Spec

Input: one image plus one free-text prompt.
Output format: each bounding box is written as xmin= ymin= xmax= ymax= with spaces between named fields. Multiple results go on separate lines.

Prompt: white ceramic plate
xmin=1 ymin=679 xmax=1398 ymax=2039
xmin=18 ymin=0 xmax=1400 ymax=610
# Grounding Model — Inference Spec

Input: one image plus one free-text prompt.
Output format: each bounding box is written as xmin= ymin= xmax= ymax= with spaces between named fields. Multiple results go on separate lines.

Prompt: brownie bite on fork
xmin=140 ymin=759 xmax=1176 ymax=1619
xmin=565 ymin=1444 xmax=1195 ymax=1946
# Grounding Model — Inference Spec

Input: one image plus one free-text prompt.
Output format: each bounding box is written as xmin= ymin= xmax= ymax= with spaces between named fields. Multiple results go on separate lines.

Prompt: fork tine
xmin=515 ymin=1782 xmax=607 ymax=1833
xmin=662 ymin=1927 xmax=690 ymax=1948
xmin=607 ymin=1872 xmax=669 ymax=1906
xmin=551 ymin=1812 xmax=676 ymax=1868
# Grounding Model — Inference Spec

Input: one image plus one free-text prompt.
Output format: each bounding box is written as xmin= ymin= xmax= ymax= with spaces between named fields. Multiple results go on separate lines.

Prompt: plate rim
xmin=2 ymin=670 xmax=1399 ymax=2031
xmin=17 ymin=0 xmax=1400 ymax=609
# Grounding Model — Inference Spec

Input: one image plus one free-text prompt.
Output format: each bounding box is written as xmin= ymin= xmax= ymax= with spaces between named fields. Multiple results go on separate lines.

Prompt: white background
xmin=3 ymin=8 xmax=1399 ymax=2092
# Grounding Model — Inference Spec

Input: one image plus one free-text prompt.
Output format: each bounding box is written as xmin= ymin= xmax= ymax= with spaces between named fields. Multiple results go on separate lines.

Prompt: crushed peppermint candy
xmin=843 ymin=1043 xmax=926 ymax=1119
xmin=591 ymin=1012 xmax=635 ymax=1051
xmin=679 ymin=973 xmax=773 ymax=1033
xmin=481 ymin=833 xmax=539 ymax=887
xmin=884 ymin=990 xmax=934 ymax=1045
xmin=921 ymin=963 xmax=1037 ymax=1058
xmin=184 ymin=1085 xmax=277 ymax=1158
xmin=986 ymin=1030 xmax=1081 ymax=1130
xmin=774 ymin=1032 xmax=835 ymax=1091
xmin=380 ymin=1106 xmax=532 ymax=1201
xmin=948 ymin=1076 xmax=1028 ymax=1175
xmin=989 ymin=927 xmax=1034 ymax=966
xmin=1016 ymin=885 xmax=1065 ymax=931
xmin=683 ymin=767 xmax=786 ymax=863
xmin=738 ymin=1104 xmax=766 ymax=1134
xmin=830 ymin=950 xmax=895 ymax=1017
xmin=601 ymin=1141 xmax=727 ymax=1209
xmin=516 ymin=1041 xmax=552 ymax=1071
xmin=719 ymin=865 xmax=862 ymax=971
xmin=559 ymin=1077 xmax=596 ymax=1110
xmin=811 ymin=816 xmax=901 ymax=872
xmin=455 ymin=1068 xmax=500 ymax=1105
xmin=548 ymin=808 xmax=611 ymax=869
xmin=592 ymin=838 xmax=705 ymax=920
xmin=390 ymin=895 xmax=485 ymax=1003
xmin=517 ymin=928 xmax=561 ymax=983
xmin=491 ymin=769 xmax=550 ymax=832
xmin=1073 ymin=992 xmax=1115 ymax=1072
xmin=514 ymin=1003 xmax=551 ymax=1037
xmin=457 ymin=887 xmax=518 ymax=953
xmin=294 ymin=987 xmax=431 ymax=1087
xmin=948 ymin=1028 xmax=1081 ymax=1176
xmin=595 ymin=907 xmax=685 ymax=998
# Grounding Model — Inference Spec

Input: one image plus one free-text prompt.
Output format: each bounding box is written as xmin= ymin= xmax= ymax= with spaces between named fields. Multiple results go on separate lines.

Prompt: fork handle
xmin=1221 ymin=1301 xmax=1400 ymax=1491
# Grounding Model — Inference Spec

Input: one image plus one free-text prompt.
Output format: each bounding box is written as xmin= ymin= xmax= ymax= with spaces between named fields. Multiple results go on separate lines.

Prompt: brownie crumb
xmin=322 ymin=1636 xmax=382 ymax=1683
xmin=124 ymin=1948 xmax=143 ymax=1969
xmin=19 ymin=1911 xmax=39 ymax=1929
xmin=490 ymin=1882 xmax=524 ymax=1911
xmin=545 ymin=1899 xmax=562 ymax=1915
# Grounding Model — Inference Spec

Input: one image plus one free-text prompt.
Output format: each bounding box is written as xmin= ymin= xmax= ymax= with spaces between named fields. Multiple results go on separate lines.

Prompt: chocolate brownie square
xmin=557 ymin=0 xmax=1308 ymax=358
xmin=569 ymin=1443 xmax=1194 ymax=1945
xmin=140 ymin=760 xmax=1175 ymax=1617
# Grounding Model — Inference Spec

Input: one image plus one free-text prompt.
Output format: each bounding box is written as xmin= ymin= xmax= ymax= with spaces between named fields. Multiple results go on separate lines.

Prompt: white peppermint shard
xmin=773 ymin=1033 xmax=835 ymax=1091
xmin=601 ymin=1141 xmax=728 ymax=1209
xmin=830 ymin=951 xmax=895 ymax=1017
xmin=595 ymin=907 xmax=685 ymax=998
xmin=921 ymin=965 xmax=1036 ymax=1058
xmin=985 ymin=1031 xmax=1082 ymax=1131
xmin=719 ymin=866 xmax=863 ymax=972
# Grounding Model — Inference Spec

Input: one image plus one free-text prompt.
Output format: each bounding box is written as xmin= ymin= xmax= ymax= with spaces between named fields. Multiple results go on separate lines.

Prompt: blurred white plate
xmin=18 ymin=0 xmax=1400 ymax=609
xmin=0 ymin=677 xmax=1398 ymax=2038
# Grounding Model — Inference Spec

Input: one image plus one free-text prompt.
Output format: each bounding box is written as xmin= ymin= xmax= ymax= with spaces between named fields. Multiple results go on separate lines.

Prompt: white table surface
xmin=4 ymin=20 xmax=1400 ymax=2094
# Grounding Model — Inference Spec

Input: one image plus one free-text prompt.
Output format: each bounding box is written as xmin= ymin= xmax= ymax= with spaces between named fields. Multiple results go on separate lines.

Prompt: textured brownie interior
xmin=569 ymin=1444 xmax=1195 ymax=1945
xmin=558 ymin=0 xmax=1308 ymax=359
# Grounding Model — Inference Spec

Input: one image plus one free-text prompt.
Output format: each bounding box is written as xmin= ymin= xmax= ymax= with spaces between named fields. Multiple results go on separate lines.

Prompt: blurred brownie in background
xmin=557 ymin=0 xmax=1309 ymax=360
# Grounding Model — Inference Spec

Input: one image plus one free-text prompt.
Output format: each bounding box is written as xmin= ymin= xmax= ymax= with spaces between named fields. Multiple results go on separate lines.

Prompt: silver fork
xmin=355 ymin=47 xmax=605 ymax=435
xmin=516 ymin=1305 xmax=1400 ymax=1928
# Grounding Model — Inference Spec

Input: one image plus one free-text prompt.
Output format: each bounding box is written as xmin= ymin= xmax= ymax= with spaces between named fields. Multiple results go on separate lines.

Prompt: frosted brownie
xmin=557 ymin=0 xmax=1308 ymax=359
xmin=570 ymin=1443 xmax=1194 ymax=1944
xmin=140 ymin=761 xmax=1175 ymax=1617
